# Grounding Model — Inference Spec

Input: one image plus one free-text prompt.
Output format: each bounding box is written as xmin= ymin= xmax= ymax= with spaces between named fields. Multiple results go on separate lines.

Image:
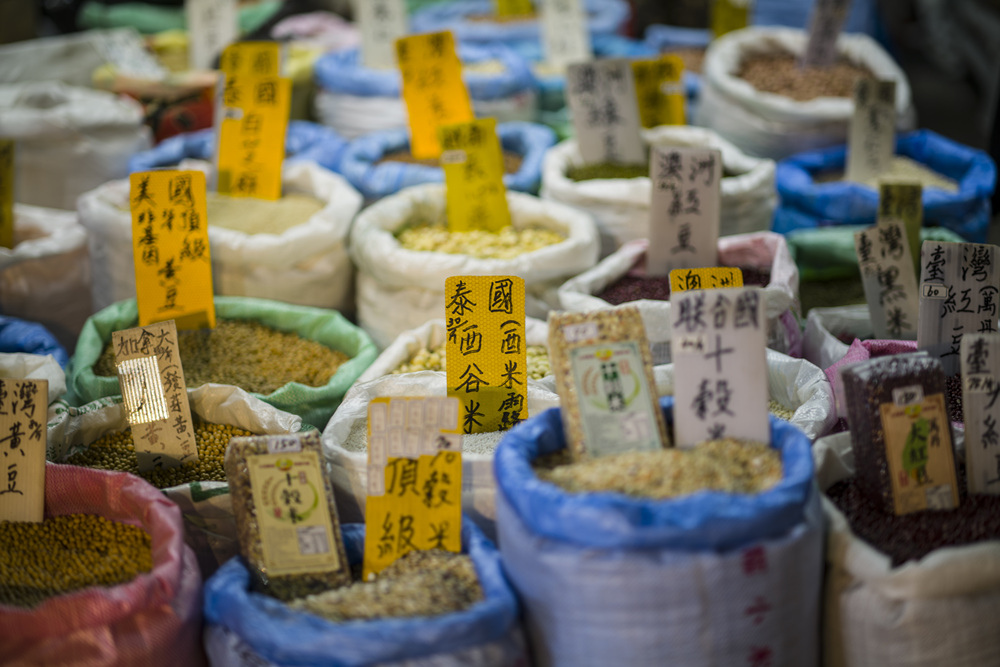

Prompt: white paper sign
xmin=801 ymin=0 xmax=851 ymax=68
xmin=917 ymin=241 xmax=1000 ymax=376
xmin=186 ymin=0 xmax=238 ymax=71
xmin=540 ymin=0 xmax=592 ymax=70
xmin=846 ymin=78 xmax=896 ymax=184
xmin=855 ymin=221 xmax=919 ymax=340
xmin=356 ymin=0 xmax=409 ymax=69
xmin=670 ymin=287 xmax=769 ymax=447
xmin=960 ymin=333 xmax=1000 ymax=495
xmin=647 ymin=146 xmax=722 ymax=276
xmin=565 ymin=59 xmax=644 ymax=165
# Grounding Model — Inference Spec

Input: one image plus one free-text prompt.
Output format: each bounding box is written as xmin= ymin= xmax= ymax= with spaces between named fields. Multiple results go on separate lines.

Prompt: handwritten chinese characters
xmin=960 ymin=334 xmax=1000 ymax=495
xmin=129 ymin=170 xmax=216 ymax=329
xmin=877 ymin=180 xmax=923 ymax=272
xmin=854 ymin=221 xmax=919 ymax=340
xmin=671 ymin=287 xmax=768 ymax=447
xmin=540 ymin=0 xmax=591 ymax=70
xmin=185 ymin=0 xmax=237 ymax=71
xmin=356 ymin=0 xmax=408 ymax=69
xmin=0 ymin=138 xmax=12 ymax=249
xmin=566 ymin=59 xmax=644 ymax=165
xmin=670 ymin=267 xmax=744 ymax=293
xmin=0 ymin=379 xmax=46 ymax=522
xmin=632 ymin=55 xmax=686 ymax=128
xmin=439 ymin=118 xmax=511 ymax=233
xmin=648 ymin=146 xmax=723 ymax=275
xmin=846 ymin=79 xmax=896 ymax=185
xmin=801 ymin=0 xmax=851 ymax=68
xmin=219 ymin=41 xmax=280 ymax=77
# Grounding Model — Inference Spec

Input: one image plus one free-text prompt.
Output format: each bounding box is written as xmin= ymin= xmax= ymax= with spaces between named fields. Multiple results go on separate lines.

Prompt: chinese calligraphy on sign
xmin=540 ymin=0 xmax=591 ymax=70
xmin=960 ymin=333 xmax=1000 ymax=495
xmin=439 ymin=118 xmax=511 ymax=233
xmin=801 ymin=0 xmax=851 ymax=68
xmin=846 ymin=78 xmax=896 ymax=185
xmin=185 ymin=0 xmax=237 ymax=71
xmin=219 ymin=41 xmax=280 ymax=77
xmin=357 ymin=0 xmax=408 ymax=69
xmin=877 ymin=180 xmax=923 ymax=272
xmin=854 ymin=221 xmax=919 ymax=340
xmin=669 ymin=267 xmax=744 ymax=293
xmin=565 ymin=58 xmax=644 ymax=164
xmin=0 ymin=378 xmax=46 ymax=523
xmin=631 ymin=55 xmax=686 ymax=128
xmin=0 ymin=138 xmax=12 ymax=249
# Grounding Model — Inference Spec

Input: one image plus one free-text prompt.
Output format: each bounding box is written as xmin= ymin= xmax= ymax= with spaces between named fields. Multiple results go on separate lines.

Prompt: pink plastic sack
xmin=825 ymin=338 xmax=919 ymax=420
xmin=0 ymin=463 xmax=205 ymax=667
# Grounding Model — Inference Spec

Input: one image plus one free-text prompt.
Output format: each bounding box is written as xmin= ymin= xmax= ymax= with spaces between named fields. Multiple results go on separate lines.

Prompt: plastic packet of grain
xmin=548 ymin=307 xmax=671 ymax=460
xmin=225 ymin=431 xmax=352 ymax=601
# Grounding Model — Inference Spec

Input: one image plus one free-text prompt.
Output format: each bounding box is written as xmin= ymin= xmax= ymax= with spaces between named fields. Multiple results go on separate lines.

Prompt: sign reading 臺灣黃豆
xmin=632 ymin=55 xmax=685 ymax=129
xmin=439 ymin=118 xmax=510 ymax=233
xmin=0 ymin=378 xmax=46 ymax=523
xmin=960 ymin=333 xmax=1000 ymax=495
xmin=540 ymin=0 xmax=591 ymax=70
xmin=846 ymin=78 xmax=896 ymax=185
xmin=855 ymin=221 xmax=919 ymax=340
xmin=565 ymin=59 xmax=644 ymax=165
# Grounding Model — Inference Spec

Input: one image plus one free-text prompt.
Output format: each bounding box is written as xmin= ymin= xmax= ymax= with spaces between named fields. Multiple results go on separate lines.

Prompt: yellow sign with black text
xmin=632 ymin=55 xmax=686 ymax=128
xmin=219 ymin=41 xmax=281 ymax=77
xmin=669 ymin=267 xmax=744 ymax=293
xmin=440 ymin=118 xmax=510 ymax=233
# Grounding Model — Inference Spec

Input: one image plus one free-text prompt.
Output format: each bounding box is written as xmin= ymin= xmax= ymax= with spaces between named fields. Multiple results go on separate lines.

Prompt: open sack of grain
xmin=1 ymin=350 xmax=67 ymax=422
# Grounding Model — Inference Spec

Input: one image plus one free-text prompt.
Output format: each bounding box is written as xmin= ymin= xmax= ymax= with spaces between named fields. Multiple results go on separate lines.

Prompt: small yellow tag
xmin=0 ymin=378 xmax=46 ymax=523
xmin=219 ymin=41 xmax=281 ymax=77
xmin=0 ymin=139 xmax=12 ymax=249
xmin=495 ymin=0 xmax=533 ymax=17
xmin=711 ymin=0 xmax=750 ymax=38
xmin=632 ymin=55 xmax=686 ymax=128
xmin=396 ymin=31 xmax=475 ymax=159
xmin=130 ymin=170 xmax=216 ymax=330
xmin=439 ymin=118 xmax=510 ymax=233
xmin=669 ymin=267 xmax=744 ymax=292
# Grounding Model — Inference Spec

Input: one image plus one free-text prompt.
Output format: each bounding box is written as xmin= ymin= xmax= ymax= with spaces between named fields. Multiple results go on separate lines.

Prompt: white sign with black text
xmin=566 ymin=59 xmax=644 ymax=165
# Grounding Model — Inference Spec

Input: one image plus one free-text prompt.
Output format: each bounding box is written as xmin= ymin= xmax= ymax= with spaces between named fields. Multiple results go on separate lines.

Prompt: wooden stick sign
xmin=961 ymin=334 xmax=1000 ymax=495
xmin=356 ymin=0 xmax=408 ymax=69
xmin=540 ymin=0 xmax=591 ymax=70
xmin=801 ymin=0 xmax=852 ymax=68
xmin=565 ymin=59 xmax=644 ymax=165
xmin=0 ymin=379 xmax=46 ymax=523
xmin=855 ymin=221 xmax=919 ymax=340
xmin=846 ymin=78 xmax=896 ymax=185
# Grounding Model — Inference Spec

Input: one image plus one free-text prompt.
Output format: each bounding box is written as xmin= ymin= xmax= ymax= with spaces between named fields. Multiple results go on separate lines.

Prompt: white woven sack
xmin=802 ymin=305 xmax=874 ymax=371
xmin=351 ymin=183 xmax=600 ymax=349
xmin=2 ymin=204 xmax=92 ymax=351
xmin=321 ymin=371 xmax=560 ymax=541
xmin=47 ymin=384 xmax=302 ymax=575
xmin=0 ymin=352 xmax=66 ymax=422
xmin=815 ymin=432 xmax=1000 ymax=667
xmin=557 ymin=233 xmax=800 ymax=361
xmin=695 ymin=27 xmax=915 ymax=159
xmin=77 ymin=160 xmax=362 ymax=313
xmin=540 ymin=125 xmax=777 ymax=257
xmin=0 ymin=81 xmax=151 ymax=210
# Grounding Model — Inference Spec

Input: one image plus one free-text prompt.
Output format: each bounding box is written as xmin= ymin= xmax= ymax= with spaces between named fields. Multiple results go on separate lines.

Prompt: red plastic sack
xmin=0 ymin=463 xmax=205 ymax=666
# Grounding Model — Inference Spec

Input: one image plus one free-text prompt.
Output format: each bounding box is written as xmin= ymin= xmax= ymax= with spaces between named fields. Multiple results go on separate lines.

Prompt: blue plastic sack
xmin=127 ymin=121 xmax=349 ymax=174
xmin=204 ymin=520 xmax=523 ymax=667
xmin=643 ymin=24 xmax=708 ymax=103
xmin=0 ymin=316 xmax=69 ymax=368
xmin=774 ymin=130 xmax=997 ymax=242
xmin=339 ymin=121 xmax=556 ymax=200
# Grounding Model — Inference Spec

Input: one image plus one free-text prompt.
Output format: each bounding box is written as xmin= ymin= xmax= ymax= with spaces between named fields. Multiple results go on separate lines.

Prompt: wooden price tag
xmin=113 ymin=320 xmax=197 ymax=472
xmin=540 ymin=0 xmax=591 ymax=69
xmin=669 ymin=267 xmax=743 ymax=293
xmin=670 ymin=287 xmax=768 ymax=448
xmin=0 ymin=379 xmax=46 ymax=523
xmin=130 ymin=170 xmax=215 ymax=330
xmin=845 ymin=79 xmax=896 ymax=185
xmin=710 ymin=0 xmax=751 ymax=39
xmin=878 ymin=180 xmax=922 ymax=273
xmin=445 ymin=276 xmax=527 ymax=434
xmin=356 ymin=0 xmax=409 ymax=69
xmin=801 ymin=0 xmax=851 ymax=68
xmin=855 ymin=221 xmax=919 ymax=340
xmin=0 ymin=138 xmax=12 ymax=249
xmin=960 ymin=333 xmax=1000 ymax=495
xmin=495 ymin=0 xmax=533 ymax=16
xmin=632 ymin=55 xmax=686 ymax=129
xmin=917 ymin=240 xmax=1000 ymax=376
xmin=439 ymin=118 xmax=510 ymax=233
xmin=219 ymin=42 xmax=281 ymax=77
xmin=565 ymin=59 xmax=645 ymax=165
xmin=548 ymin=308 xmax=669 ymax=460
xmin=185 ymin=0 xmax=238 ymax=71
xmin=396 ymin=31 xmax=475 ymax=160
xmin=363 ymin=396 xmax=462 ymax=580
xmin=647 ymin=145 xmax=723 ymax=276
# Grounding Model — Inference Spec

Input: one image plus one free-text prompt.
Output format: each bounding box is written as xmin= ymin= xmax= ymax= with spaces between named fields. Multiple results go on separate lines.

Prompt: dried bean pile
xmin=768 ymin=399 xmax=795 ymax=421
xmin=377 ymin=149 xmax=524 ymax=175
xmin=393 ymin=342 xmax=550 ymax=379
xmin=736 ymin=51 xmax=874 ymax=101
xmin=395 ymin=222 xmax=565 ymax=259
xmin=946 ymin=374 xmax=964 ymax=423
xmin=596 ymin=266 xmax=771 ymax=305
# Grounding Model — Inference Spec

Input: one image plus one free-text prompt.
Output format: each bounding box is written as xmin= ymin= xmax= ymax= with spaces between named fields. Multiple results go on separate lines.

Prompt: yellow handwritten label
xmin=219 ymin=41 xmax=281 ymax=77
xmin=711 ymin=0 xmax=750 ymax=38
xmin=217 ymin=75 xmax=290 ymax=200
xmin=878 ymin=180 xmax=923 ymax=273
xmin=396 ymin=31 xmax=475 ymax=159
xmin=669 ymin=267 xmax=744 ymax=292
xmin=445 ymin=275 xmax=527 ymax=434
xmin=632 ymin=55 xmax=686 ymax=128
xmin=0 ymin=139 xmax=13 ymax=249
xmin=0 ymin=378 xmax=46 ymax=523
xmin=130 ymin=170 xmax=216 ymax=330
xmin=495 ymin=0 xmax=533 ymax=16
xmin=439 ymin=118 xmax=510 ymax=233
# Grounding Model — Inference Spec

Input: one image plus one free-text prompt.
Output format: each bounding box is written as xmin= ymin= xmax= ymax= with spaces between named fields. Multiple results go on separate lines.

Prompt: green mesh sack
xmin=67 ymin=296 xmax=377 ymax=430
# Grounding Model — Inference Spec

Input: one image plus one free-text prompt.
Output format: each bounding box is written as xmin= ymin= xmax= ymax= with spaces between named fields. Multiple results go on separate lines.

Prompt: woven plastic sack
xmin=0 ymin=349 xmax=66 ymax=404
xmin=270 ymin=11 xmax=361 ymax=52
xmin=824 ymin=338 xmax=918 ymax=421
xmin=495 ymin=396 xmax=823 ymax=667
xmin=66 ymin=296 xmax=378 ymax=430
xmin=47 ymin=384 xmax=303 ymax=576
xmin=557 ymin=233 xmax=802 ymax=361
xmin=803 ymin=305 xmax=874 ymax=372
xmin=0 ymin=315 xmax=69 ymax=368
xmin=815 ymin=431 xmax=1000 ymax=667
xmin=774 ymin=130 xmax=997 ymax=241
xmin=350 ymin=183 xmax=600 ymax=349
xmin=0 ymin=81 xmax=151 ymax=210
xmin=78 ymin=160 xmax=362 ymax=313
xmin=0 ymin=463 xmax=205 ymax=666
xmin=695 ymin=27 xmax=914 ymax=160
xmin=322 ymin=371 xmax=560 ymax=540
xmin=339 ymin=121 xmax=556 ymax=200
xmin=540 ymin=125 xmax=777 ymax=257
xmin=127 ymin=120 xmax=350 ymax=175
xmin=312 ymin=42 xmax=537 ymax=139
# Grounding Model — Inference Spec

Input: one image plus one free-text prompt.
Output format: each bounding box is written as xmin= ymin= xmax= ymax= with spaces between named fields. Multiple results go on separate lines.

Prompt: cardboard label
xmin=845 ymin=79 xmax=896 ymax=185
xmin=0 ymin=379 xmax=46 ymax=523
xmin=711 ymin=0 xmax=751 ymax=39
xmin=540 ymin=0 xmax=591 ymax=69
xmin=647 ymin=145 xmax=722 ymax=275
xmin=670 ymin=267 xmax=743 ymax=293
xmin=495 ymin=0 xmax=533 ymax=16
xmin=186 ymin=0 xmax=238 ymax=71
xmin=397 ymin=31 xmax=475 ymax=159
xmin=880 ymin=392 xmax=959 ymax=514
xmin=356 ymin=0 xmax=409 ymax=69
xmin=445 ymin=276 xmax=527 ymax=434
xmin=113 ymin=320 xmax=196 ymax=471
xmin=565 ymin=59 xmax=645 ymax=165
xmin=917 ymin=241 xmax=1000 ymax=376
xmin=632 ymin=55 xmax=686 ymax=128
xmin=878 ymin=180 xmax=922 ymax=272
xmin=0 ymin=139 xmax=12 ymax=250
xmin=801 ymin=0 xmax=851 ymax=68
xmin=129 ymin=170 xmax=216 ymax=330
xmin=671 ymin=288 xmax=768 ymax=447
xmin=960 ymin=334 xmax=1000 ymax=495
xmin=439 ymin=118 xmax=510 ymax=233
xmin=855 ymin=221 xmax=919 ymax=340
xmin=219 ymin=42 xmax=281 ymax=77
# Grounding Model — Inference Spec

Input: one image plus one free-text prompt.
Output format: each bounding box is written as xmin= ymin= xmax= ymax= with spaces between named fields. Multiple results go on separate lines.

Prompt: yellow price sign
xmin=495 ymin=0 xmax=534 ymax=17
xmin=0 ymin=139 xmax=13 ymax=249
xmin=219 ymin=41 xmax=281 ymax=77
xmin=130 ymin=170 xmax=216 ymax=330
xmin=632 ymin=55 xmax=686 ymax=128
xmin=439 ymin=118 xmax=510 ymax=233
xmin=396 ymin=31 xmax=475 ymax=159
xmin=711 ymin=0 xmax=751 ymax=38
xmin=669 ymin=267 xmax=744 ymax=292
xmin=217 ymin=75 xmax=290 ymax=200
xmin=445 ymin=275 xmax=527 ymax=434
